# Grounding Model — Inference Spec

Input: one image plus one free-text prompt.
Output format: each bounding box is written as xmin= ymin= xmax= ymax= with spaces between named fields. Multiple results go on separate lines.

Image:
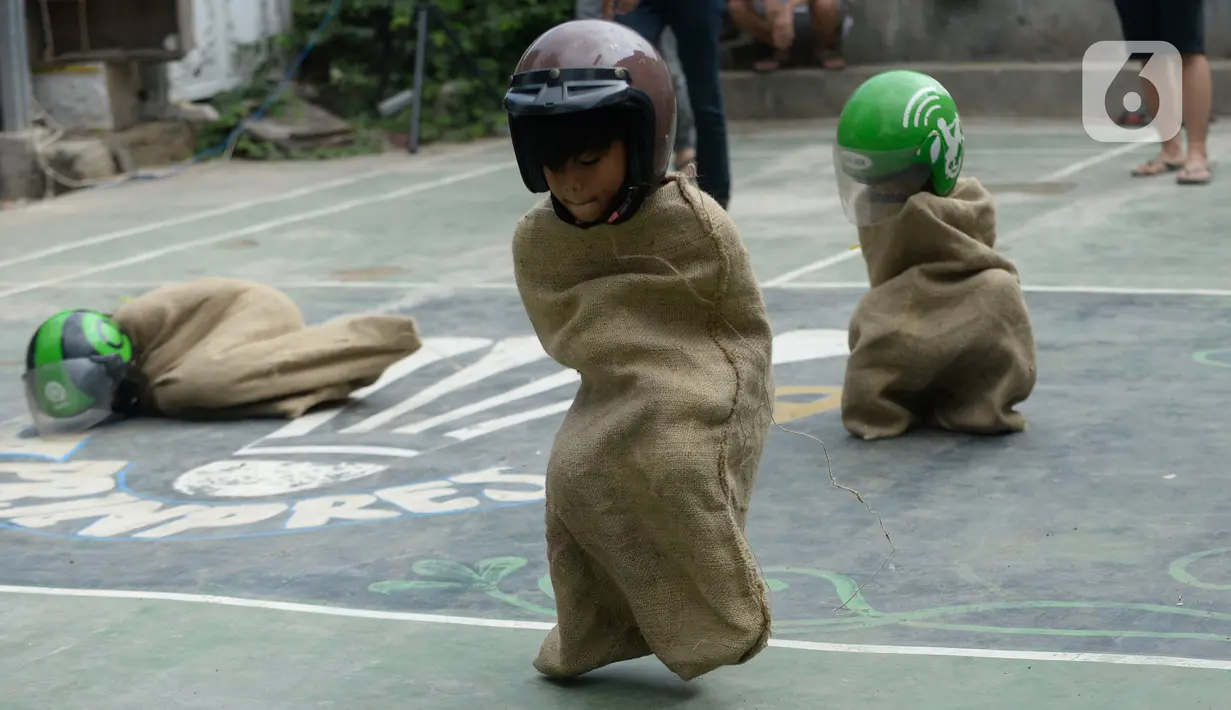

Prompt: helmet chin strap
xmin=549 ymin=177 xmax=651 ymax=229
xmin=603 ymin=181 xmax=646 ymax=225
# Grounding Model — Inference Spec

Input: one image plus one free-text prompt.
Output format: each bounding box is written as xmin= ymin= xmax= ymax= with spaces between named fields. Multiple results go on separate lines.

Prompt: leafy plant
xmin=294 ymin=0 xmax=571 ymax=140
xmin=198 ymin=1 xmax=571 ymax=159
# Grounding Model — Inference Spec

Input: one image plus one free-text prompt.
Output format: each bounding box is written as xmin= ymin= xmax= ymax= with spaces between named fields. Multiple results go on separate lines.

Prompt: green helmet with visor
xmin=23 ymin=309 xmax=133 ymax=436
xmin=834 ymin=70 xmax=965 ymax=226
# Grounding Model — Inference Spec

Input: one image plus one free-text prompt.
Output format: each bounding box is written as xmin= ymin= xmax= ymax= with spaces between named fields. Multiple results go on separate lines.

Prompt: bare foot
xmin=674 ymin=148 xmax=696 ymax=170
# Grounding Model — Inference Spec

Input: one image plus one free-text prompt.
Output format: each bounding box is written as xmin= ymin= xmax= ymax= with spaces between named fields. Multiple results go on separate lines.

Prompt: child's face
xmin=544 ymin=141 xmax=628 ymax=223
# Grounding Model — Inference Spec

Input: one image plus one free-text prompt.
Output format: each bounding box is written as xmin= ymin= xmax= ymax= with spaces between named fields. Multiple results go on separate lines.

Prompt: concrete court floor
xmin=1 ymin=119 xmax=1230 ymax=709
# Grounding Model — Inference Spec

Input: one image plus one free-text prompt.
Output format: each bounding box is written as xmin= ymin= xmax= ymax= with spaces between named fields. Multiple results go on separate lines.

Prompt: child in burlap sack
xmin=503 ymin=20 xmax=774 ymax=681
xmin=110 ymin=278 xmax=422 ymax=419
xmin=20 ymin=278 xmax=421 ymax=437
xmin=833 ymin=70 xmax=1037 ymax=441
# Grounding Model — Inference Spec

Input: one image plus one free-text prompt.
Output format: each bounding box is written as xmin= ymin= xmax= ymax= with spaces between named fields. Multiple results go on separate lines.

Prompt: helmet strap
xmin=548 ymin=177 xmax=649 ymax=230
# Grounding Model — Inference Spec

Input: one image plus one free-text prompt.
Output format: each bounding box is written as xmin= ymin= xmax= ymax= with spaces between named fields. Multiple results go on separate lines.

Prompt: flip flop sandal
xmin=1176 ymin=166 xmax=1213 ymax=185
xmin=1130 ymin=158 xmax=1184 ymax=177
xmin=754 ymin=48 xmax=791 ymax=73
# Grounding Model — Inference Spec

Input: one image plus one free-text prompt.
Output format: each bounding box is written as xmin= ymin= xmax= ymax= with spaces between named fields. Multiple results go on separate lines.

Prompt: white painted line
xmin=395 ymin=369 xmax=579 ymax=435
xmin=762 ymin=141 xmax=1150 ymax=288
xmin=234 ymin=445 xmax=421 ymax=459
xmin=4 ymin=280 xmax=1231 ymax=298
xmin=0 ymin=584 xmax=555 ymax=630
xmin=1020 ymin=285 xmax=1231 ymax=297
xmin=0 ymin=280 xmax=522 ymax=290
xmin=1 ymin=584 xmax=1229 ymax=671
xmin=0 ymin=163 xmax=515 ymax=300
xmin=762 ymin=248 xmax=862 ymax=287
xmin=443 ymin=398 xmax=573 ymax=441
xmin=771 ymin=281 xmax=868 ymax=289
xmin=0 ymin=145 xmax=503 ymax=270
xmin=768 ymin=638 xmax=1231 ymax=671
xmin=778 ymin=283 xmax=1231 ymax=297
xmin=342 ymin=335 xmax=548 ymax=435
xmin=261 ymin=337 xmax=493 ymax=441
xmin=1041 ymin=141 xmax=1144 ymax=180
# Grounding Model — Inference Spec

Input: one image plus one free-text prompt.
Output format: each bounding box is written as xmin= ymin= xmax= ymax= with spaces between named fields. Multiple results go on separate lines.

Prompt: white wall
xmin=168 ymin=0 xmax=288 ymax=102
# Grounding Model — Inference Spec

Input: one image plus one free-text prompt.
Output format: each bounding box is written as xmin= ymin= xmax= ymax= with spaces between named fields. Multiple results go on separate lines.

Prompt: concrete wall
xmin=842 ymin=0 xmax=1231 ymax=63
xmin=168 ymin=0 xmax=288 ymax=102
xmin=722 ymin=60 xmax=1231 ymax=120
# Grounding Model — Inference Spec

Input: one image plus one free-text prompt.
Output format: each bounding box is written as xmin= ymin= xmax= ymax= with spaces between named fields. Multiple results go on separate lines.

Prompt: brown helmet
xmin=503 ymin=19 xmax=677 ymax=194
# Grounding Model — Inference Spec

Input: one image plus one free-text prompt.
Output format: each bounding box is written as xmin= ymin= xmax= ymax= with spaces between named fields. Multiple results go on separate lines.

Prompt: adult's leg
xmin=808 ymin=0 xmax=846 ymax=68
xmin=660 ymin=29 xmax=697 ymax=168
xmin=729 ymin=0 xmax=773 ymax=44
xmin=1114 ymin=0 xmax=1186 ymax=176
xmin=663 ymin=0 xmax=732 ymax=207
xmin=729 ymin=0 xmax=783 ymax=72
xmin=1177 ymin=54 xmax=1213 ymax=182
xmin=1165 ymin=0 xmax=1212 ymax=183
xmin=614 ymin=0 xmax=665 ymax=46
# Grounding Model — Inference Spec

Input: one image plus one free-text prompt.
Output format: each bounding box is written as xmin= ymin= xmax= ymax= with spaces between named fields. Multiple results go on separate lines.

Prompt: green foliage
xmin=287 ymin=0 xmax=573 ymax=142
xmin=198 ymin=1 xmax=571 ymax=159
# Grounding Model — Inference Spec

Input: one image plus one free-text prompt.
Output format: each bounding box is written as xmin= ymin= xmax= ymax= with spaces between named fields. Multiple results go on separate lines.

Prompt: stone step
xmin=721 ymin=60 xmax=1231 ymax=121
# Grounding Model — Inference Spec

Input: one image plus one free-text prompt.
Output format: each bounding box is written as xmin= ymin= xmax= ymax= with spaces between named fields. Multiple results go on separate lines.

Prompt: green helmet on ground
xmin=23 ymin=309 xmax=134 ymax=435
xmin=833 ymin=70 xmax=965 ymax=226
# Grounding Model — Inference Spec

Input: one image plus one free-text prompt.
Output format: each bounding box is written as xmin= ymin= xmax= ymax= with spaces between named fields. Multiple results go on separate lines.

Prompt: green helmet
xmin=23 ymin=309 xmax=134 ymax=435
xmin=833 ymin=70 xmax=965 ymax=226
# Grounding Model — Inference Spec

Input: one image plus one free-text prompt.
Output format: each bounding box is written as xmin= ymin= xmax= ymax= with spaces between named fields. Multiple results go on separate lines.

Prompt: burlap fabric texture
xmin=512 ymin=175 xmax=775 ymax=681
xmin=842 ymin=178 xmax=1037 ymax=440
xmin=113 ymin=277 xmax=421 ymax=418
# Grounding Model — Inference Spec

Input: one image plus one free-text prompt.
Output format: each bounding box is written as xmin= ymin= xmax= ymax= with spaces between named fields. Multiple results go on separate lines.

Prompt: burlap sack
xmin=113 ymin=277 xmax=421 ymax=418
xmin=842 ymin=178 xmax=1037 ymax=440
xmin=513 ymin=175 xmax=774 ymax=681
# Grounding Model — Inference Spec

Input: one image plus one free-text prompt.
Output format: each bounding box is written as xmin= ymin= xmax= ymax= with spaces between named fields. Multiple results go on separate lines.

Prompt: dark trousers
xmin=617 ymin=0 xmax=732 ymax=208
xmin=1113 ymin=0 xmax=1206 ymax=59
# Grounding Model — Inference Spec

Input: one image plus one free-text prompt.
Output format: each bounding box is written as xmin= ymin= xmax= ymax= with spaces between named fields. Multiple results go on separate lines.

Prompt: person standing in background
xmin=659 ymin=30 xmax=698 ymax=170
xmin=574 ymin=0 xmax=697 ymax=170
xmin=1114 ymin=0 xmax=1213 ymax=185
xmin=729 ymin=0 xmax=847 ymax=72
xmin=604 ymin=0 xmax=733 ymax=208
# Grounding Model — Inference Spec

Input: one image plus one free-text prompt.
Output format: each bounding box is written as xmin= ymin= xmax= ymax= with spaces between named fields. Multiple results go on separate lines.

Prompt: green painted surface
xmin=1 ymin=595 xmax=1228 ymax=710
